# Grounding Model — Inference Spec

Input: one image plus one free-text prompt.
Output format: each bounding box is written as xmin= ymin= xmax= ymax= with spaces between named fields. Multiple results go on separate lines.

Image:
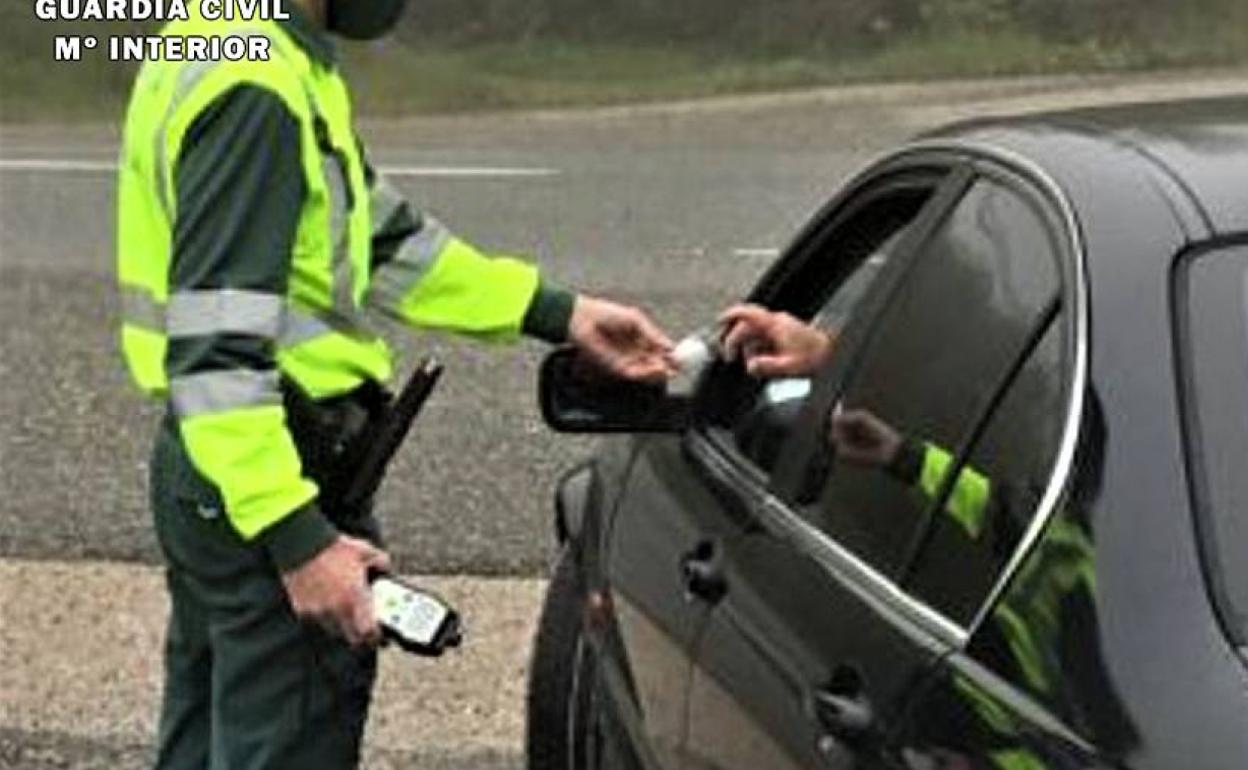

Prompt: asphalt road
xmin=3 ymin=71 xmax=1246 ymax=577
xmin=3 ymin=70 xmax=1247 ymax=769
xmin=0 ymin=84 xmax=883 ymax=576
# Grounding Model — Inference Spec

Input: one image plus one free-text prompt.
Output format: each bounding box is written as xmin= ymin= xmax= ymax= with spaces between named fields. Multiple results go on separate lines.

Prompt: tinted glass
xmin=905 ymin=318 xmax=1068 ymax=624
xmin=703 ymin=182 xmax=934 ymax=476
xmin=1182 ymin=246 xmax=1248 ymax=644
xmin=809 ymin=179 xmax=1061 ymax=579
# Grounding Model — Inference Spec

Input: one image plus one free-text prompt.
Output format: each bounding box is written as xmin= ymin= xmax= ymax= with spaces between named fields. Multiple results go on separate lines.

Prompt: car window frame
xmin=683 ymin=142 xmax=1090 ymax=653
xmin=744 ymin=159 xmax=961 ymax=319
xmin=889 ymin=170 xmax=1071 ymax=606
xmin=684 ymin=154 xmax=969 ymax=528
xmin=948 ymin=148 xmax=1087 ymax=638
xmin=766 ymin=164 xmax=978 ymax=502
xmin=1172 ymin=239 xmax=1248 ymax=652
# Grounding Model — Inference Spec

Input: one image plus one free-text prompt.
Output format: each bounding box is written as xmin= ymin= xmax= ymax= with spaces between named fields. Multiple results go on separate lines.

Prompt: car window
xmin=1179 ymin=246 xmax=1248 ymax=647
xmin=903 ymin=316 xmax=1068 ymax=625
xmin=700 ymin=179 xmax=937 ymax=477
xmin=804 ymin=178 xmax=1063 ymax=581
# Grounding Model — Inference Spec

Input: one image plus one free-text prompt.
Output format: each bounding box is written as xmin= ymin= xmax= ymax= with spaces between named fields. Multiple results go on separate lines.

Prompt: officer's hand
xmin=719 ymin=304 xmax=835 ymax=378
xmin=829 ymin=408 xmax=903 ymax=468
xmin=569 ymin=295 xmax=676 ymax=383
xmin=281 ymin=535 xmax=391 ymax=647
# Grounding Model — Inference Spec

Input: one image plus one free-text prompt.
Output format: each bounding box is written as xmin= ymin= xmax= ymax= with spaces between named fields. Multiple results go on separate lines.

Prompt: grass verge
xmin=2 ymin=21 xmax=1247 ymax=123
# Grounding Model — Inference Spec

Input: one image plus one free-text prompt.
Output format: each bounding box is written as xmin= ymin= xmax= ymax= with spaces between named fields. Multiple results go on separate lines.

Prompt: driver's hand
xmin=719 ymin=304 xmax=835 ymax=378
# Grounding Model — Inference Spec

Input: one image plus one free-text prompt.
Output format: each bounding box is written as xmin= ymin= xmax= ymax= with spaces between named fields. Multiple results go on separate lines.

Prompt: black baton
xmin=340 ymin=357 xmax=444 ymax=510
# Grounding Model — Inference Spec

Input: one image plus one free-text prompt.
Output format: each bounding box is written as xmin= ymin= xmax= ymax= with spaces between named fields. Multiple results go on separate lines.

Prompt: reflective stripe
xmin=170 ymin=369 xmax=281 ymax=417
xmin=119 ymin=284 xmax=166 ymax=332
xmin=167 ymin=289 xmax=284 ymax=338
xmin=366 ymin=217 xmax=450 ymax=310
xmin=154 ymin=28 xmax=277 ymax=219
xmin=279 ymin=307 xmax=337 ymax=347
xmin=324 ymin=154 xmax=357 ymax=316
xmin=123 ymin=286 xmax=348 ymax=349
xmin=155 ymin=58 xmax=218 ymax=218
xmin=369 ymin=175 xmax=405 ymax=233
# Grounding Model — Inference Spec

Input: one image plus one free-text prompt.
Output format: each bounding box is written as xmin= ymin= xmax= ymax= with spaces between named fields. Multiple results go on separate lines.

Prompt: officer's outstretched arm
xmin=361 ymin=164 xmax=674 ymax=381
xmin=362 ymin=167 xmax=552 ymax=342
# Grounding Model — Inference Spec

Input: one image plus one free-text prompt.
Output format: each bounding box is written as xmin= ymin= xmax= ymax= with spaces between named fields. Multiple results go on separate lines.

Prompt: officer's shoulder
xmin=199 ymin=46 xmax=309 ymax=119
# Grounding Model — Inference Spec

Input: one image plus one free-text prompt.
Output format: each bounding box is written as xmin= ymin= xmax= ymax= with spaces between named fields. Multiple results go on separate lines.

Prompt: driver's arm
xmin=719 ymin=304 xmax=837 ymax=378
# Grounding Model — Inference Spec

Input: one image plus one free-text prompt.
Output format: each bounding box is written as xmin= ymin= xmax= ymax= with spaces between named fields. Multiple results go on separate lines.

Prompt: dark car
xmin=525 ymin=97 xmax=1248 ymax=770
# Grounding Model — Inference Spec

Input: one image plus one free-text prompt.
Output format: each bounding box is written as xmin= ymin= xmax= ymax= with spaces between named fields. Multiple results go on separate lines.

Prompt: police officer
xmin=115 ymin=1 xmax=673 ymax=767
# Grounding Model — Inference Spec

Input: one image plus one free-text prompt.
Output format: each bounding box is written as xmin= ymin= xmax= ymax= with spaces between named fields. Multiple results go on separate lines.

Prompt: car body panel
xmin=592 ymin=434 xmax=763 ymax=768
xmin=682 ymin=500 xmax=946 ymax=770
xmin=930 ymin=95 xmax=1248 ymax=237
xmin=1050 ymin=96 xmax=1248 ymax=236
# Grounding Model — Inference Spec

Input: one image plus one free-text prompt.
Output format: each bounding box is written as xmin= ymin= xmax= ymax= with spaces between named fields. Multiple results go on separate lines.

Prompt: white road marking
xmin=0 ymin=157 xmax=561 ymax=179
xmin=733 ymin=247 xmax=781 ymax=259
xmin=0 ymin=158 xmax=119 ymax=174
xmin=383 ymin=164 xmax=561 ymax=179
xmin=0 ymin=558 xmax=545 ymax=754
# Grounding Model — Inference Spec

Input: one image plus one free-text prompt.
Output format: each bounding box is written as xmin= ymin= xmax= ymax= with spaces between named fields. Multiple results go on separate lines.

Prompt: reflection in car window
xmin=704 ymin=184 xmax=934 ymax=476
xmin=1181 ymin=246 xmax=1248 ymax=646
xmin=904 ymin=319 xmax=1067 ymax=625
xmin=809 ymin=179 xmax=1062 ymax=581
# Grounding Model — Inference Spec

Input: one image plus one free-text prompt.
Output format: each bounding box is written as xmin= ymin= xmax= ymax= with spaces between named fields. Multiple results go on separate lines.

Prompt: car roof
xmin=927 ymin=95 xmax=1248 ymax=237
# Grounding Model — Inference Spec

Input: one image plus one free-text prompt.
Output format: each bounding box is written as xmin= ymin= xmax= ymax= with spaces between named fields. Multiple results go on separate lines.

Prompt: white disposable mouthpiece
xmin=673 ymin=335 xmax=714 ymax=374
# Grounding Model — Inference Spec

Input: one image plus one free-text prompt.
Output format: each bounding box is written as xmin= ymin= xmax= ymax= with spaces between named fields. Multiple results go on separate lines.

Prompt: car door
xmin=678 ymin=157 xmax=1077 ymax=770
xmin=593 ymin=159 xmax=953 ymax=770
xmin=889 ymin=319 xmax=1132 ymax=770
xmin=594 ymin=433 xmax=746 ymax=770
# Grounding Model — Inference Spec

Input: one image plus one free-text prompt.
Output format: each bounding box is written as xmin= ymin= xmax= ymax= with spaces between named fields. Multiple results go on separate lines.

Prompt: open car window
xmin=697 ymin=173 xmax=941 ymax=479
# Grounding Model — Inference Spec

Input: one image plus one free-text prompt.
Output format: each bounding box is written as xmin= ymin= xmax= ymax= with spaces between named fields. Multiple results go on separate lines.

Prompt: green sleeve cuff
xmin=886 ymin=437 xmax=925 ymax=486
xmin=522 ymin=282 xmax=576 ymax=344
xmin=257 ymin=502 xmax=338 ymax=572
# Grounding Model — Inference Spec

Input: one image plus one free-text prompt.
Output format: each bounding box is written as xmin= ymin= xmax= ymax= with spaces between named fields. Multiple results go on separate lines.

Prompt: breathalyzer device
xmin=371 ymin=572 xmax=463 ymax=656
xmin=340 ymin=356 xmax=463 ymax=657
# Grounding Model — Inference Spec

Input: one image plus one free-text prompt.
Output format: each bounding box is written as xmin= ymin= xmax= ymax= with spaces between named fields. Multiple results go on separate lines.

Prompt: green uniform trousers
xmin=150 ymin=417 xmax=377 ymax=770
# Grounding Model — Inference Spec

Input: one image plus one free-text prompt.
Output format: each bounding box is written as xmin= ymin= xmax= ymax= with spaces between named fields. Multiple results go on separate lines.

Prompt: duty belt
xmin=281 ymin=377 xmax=391 ymax=520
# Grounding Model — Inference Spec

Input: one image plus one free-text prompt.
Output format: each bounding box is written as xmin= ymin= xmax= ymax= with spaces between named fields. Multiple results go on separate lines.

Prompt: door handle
xmin=679 ymin=539 xmax=727 ymax=604
xmin=812 ymin=689 xmax=875 ymax=737
xmin=808 ymin=665 xmax=878 ymax=752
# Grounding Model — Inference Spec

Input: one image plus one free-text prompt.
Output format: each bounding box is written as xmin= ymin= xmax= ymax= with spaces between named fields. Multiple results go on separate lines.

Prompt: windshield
xmin=1180 ymin=245 xmax=1248 ymax=647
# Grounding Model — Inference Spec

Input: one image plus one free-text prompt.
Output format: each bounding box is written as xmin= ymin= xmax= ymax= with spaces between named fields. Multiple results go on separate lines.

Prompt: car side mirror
xmin=539 ymin=347 xmax=691 ymax=433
